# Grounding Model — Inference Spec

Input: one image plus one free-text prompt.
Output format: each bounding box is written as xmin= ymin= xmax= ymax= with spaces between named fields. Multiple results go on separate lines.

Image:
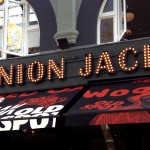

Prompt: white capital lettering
xmin=0 ymin=121 xmax=12 ymax=131
xmin=12 ymin=120 xmax=28 ymax=130
xmin=44 ymin=105 xmax=63 ymax=113
xmin=14 ymin=108 xmax=34 ymax=115
xmin=1 ymin=116 xmax=14 ymax=119
xmin=31 ymin=107 xmax=44 ymax=114
xmin=15 ymin=115 xmax=31 ymax=118
xmin=30 ymin=118 xmax=49 ymax=129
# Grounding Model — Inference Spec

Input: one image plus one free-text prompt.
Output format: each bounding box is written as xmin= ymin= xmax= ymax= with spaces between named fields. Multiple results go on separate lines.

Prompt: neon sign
xmin=0 ymin=37 xmax=150 ymax=94
xmin=0 ymin=45 xmax=149 ymax=86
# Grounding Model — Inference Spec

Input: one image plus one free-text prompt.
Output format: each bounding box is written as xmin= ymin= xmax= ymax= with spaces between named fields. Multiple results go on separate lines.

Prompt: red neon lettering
xmin=81 ymin=101 xmax=124 ymax=110
xmin=6 ymin=94 xmax=19 ymax=98
xmin=47 ymin=86 xmax=83 ymax=94
xmin=132 ymin=87 xmax=150 ymax=94
xmin=67 ymin=86 xmax=83 ymax=92
xmin=132 ymin=79 xmax=150 ymax=83
xmin=83 ymin=89 xmax=110 ymax=98
xmin=19 ymin=92 xmax=38 ymax=97
xmin=110 ymin=89 xmax=129 ymax=97
xmin=0 ymin=96 xmax=4 ymax=98
xmin=48 ymin=88 xmax=70 ymax=94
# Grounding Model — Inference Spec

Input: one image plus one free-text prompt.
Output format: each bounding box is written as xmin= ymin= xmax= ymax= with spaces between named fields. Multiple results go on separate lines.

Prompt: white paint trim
xmin=0 ymin=0 xmax=40 ymax=58
xmin=97 ymin=0 xmax=127 ymax=45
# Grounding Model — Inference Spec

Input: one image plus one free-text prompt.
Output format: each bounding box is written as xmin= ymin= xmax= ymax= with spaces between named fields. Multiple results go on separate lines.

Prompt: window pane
xmin=118 ymin=0 xmax=126 ymax=40
xmin=29 ymin=47 xmax=40 ymax=54
xmin=29 ymin=7 xmax=38 ymax=26
xmin=7 ymin=2 xmax=23 ymax=55
xmin=0 ymin=9 xmax=3 ymax=26
xmin=0 ymin=9 xmax=4 ymax=55
xmin=100 ymin=18 xmax=114 ymax=43
xmin=28 ymin=29 xmax=40 ymax=54
xmin=28 ymin=6 xmax=40 ymax=54
xmin=103 ymin=0 xmax=113 ymax=12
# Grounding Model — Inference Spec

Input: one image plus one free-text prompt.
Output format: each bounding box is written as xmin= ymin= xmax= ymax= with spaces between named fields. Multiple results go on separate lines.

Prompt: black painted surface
xmin=0 ymin=37 xmax=149 ymax=94
xmin=27 ymin=0 xmax=57 ymax=51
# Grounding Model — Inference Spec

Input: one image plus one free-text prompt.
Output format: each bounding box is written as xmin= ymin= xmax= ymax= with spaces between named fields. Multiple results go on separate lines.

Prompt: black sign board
xmin=0 ymin=37 xmax=150 ymax=94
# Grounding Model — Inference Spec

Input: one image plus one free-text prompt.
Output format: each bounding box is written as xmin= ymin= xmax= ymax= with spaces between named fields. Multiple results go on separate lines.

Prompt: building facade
xmin=0 ymin=0 xmax=150 ymax=150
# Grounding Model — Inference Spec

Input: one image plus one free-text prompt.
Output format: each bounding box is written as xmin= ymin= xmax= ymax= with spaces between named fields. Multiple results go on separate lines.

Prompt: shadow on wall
xmin=76 ymin=0 xmax=103 ymax=46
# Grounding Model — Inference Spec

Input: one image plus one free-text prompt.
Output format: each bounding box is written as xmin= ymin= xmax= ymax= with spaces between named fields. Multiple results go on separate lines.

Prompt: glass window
xmin=100 ymin=18 xmax=114 ymax=43
xmin=6 ymin=2 xmax=23 ymax=55
xmin=0 ymin=0 xmax=40 ymax=59
xmin=29 ymin=7 xmax=38 ymax=26
xmin=27 ymin=6 xmax=40 ymax=55
xmin=0 ymin=1 xmax=5 ymax=59
xmin=97 ymin=0 xmax=126 ymax=44
xmin=0 ymin=9 xmax=4 ymax=58
xmin=103 ymin=0 xmax=113 ymax=12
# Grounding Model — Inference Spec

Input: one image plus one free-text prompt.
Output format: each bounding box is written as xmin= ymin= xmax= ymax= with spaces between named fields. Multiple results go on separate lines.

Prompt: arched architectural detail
xmin=97 ymin=0 xmax=127 ymax=44
xmin=76 ymin=0 xmax=103 ymax=46
xmin=27 ymin=0 xmax=57 ymax=51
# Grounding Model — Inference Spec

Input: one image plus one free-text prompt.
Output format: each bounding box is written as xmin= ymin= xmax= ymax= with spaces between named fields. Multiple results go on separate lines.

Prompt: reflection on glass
xmin=119 ymin=0 xmax=125 ymax=37
xmin=0 ymin=10 xmax=3 ymax=27
xmin=0 ymin=10 xmax=3 ymax=53
xmin=100 ymin=18 xmax=113 ymax=43
xmin=103 ymin=0 xmax=113 ymax=12
xmin=29 ymin=47 xmax=40 ymax=54
xmin=7 ymin=2 xmax=23 ymax=54
xmin=29 ymin=7 xmax=38 ymax=26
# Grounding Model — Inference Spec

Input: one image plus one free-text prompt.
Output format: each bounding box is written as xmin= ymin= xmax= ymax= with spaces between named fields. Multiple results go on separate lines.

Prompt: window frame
xmin=0 ymin=0 xmax=40 ymax=59
xmin=97 ymin=0 xmax=126 ymax=45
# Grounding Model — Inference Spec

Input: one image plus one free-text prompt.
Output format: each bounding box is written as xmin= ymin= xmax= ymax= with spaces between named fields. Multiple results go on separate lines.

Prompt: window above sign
xmin=97 ymin=0 xmax=126 ymax=45
xmin=98 ymin=0 xmax=150 ymax=44
xmin=0 ymin=0 xmax=40 ymax=59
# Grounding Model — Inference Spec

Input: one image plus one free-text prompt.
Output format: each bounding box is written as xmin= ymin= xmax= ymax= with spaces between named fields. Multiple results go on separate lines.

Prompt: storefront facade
xmin=0 ymin=0 xmax=150 ymax=150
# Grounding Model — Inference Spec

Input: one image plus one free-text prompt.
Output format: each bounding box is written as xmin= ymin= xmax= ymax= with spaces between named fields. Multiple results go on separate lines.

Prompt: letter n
xmin=0 ymin=65 xmax=13 ymax=86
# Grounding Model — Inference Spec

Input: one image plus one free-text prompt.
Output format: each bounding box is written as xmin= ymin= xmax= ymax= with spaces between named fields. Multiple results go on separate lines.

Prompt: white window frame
xmin=26 ymin=3 xmax=40 ymax=55
xmin=97 ymin=0 xmax=126 ymax=45
xmin=0 ymin=3 xmax=5 ymax=59
xmin=0 ymin=0 xmax=40 ymax=59
xmin=118 ymin=0 xmax=127 ymax=40
xmin=4 ymin=0 xmax=25 ymax=57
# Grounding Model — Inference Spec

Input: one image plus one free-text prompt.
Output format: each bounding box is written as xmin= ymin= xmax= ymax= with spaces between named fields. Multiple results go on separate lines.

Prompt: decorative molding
xmin=54 ymin=30 xmax=79 ymax=46
xmin=54 ymin=0 xmax=79 ymax=47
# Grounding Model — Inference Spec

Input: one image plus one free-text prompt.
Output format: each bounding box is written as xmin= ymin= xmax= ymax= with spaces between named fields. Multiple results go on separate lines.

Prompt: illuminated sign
xmin=0 ymin=46 xmax=149 ymax=86
xmin=0 ymin=37 xmax=150 ymax=94
xmin=0 ymin=104 xmax=63 ymax=131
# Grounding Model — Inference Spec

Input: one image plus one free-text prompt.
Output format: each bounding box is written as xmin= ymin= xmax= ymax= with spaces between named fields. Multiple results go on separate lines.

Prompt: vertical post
xmin=2 ymin=0 xmax=8 ymax=59
xmin=54 ymin=0 xmax=79 ymax=46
